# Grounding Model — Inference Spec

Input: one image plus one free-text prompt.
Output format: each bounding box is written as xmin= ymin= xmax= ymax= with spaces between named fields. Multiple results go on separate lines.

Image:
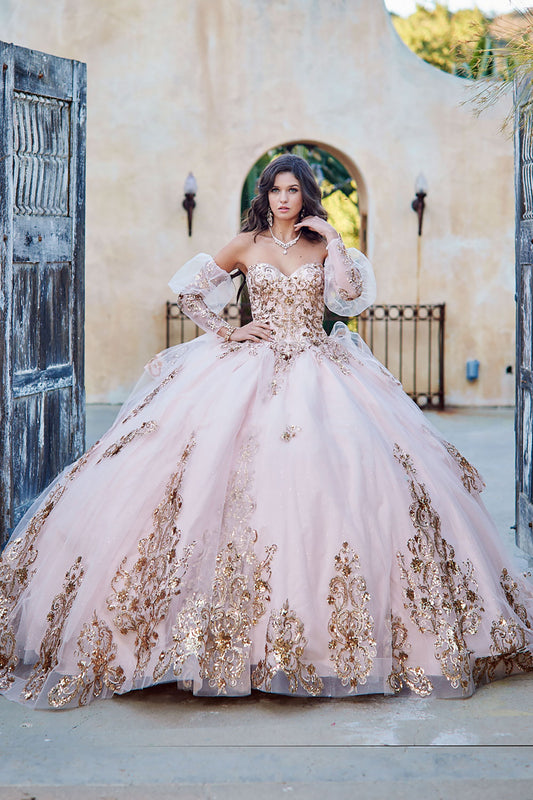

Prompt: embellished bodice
xmin=169 ymin=241 xmax=376 ymax=363
xmin=247 ymin=263 xmax=328 ymax=345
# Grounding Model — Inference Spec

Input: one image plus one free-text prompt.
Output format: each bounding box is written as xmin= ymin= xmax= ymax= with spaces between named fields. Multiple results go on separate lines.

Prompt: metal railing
xmin=358 ymin=304 xmax=445 ymax=409
xmin=166 ymin=301 xmax=446 ymax=409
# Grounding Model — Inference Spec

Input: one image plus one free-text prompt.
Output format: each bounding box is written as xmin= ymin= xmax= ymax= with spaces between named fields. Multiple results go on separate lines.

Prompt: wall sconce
xmin=183 ymin=172 xmax=197 ymax=237
xmin=411 ymin=173 xmax=428 ymax=236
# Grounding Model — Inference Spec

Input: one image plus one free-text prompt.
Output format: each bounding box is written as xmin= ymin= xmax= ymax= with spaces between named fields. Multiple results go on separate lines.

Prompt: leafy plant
xmin=391 ymin=3 xmax=490 ymax=75
xmin=391 ymin=2 xmax=533 ymax=132
xmin=465 ymin=8 xmax=533 ymax=133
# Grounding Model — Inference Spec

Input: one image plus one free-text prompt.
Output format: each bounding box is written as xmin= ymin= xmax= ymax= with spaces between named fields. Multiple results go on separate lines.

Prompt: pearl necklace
xmin=269 ymin=226 xmax=301 ymax=255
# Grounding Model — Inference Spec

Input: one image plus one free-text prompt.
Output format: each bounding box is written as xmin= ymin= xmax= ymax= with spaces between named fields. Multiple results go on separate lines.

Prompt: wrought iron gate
xmin=0 ymin=43 xmax=87 ymax=547
xmin=358 ymin=303 xmax=445 ymax=409
xmin=166 ymin=301 xmax=445 ymax=410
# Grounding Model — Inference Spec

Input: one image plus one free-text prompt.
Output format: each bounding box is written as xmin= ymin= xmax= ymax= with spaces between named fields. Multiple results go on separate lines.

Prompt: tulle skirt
xmin=1 ymin=324 xmax=532 ymax=709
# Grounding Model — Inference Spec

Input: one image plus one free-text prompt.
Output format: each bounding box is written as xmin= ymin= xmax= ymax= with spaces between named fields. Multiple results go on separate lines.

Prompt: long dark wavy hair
xmin=241 ymin=154 xmax=327 ymax=243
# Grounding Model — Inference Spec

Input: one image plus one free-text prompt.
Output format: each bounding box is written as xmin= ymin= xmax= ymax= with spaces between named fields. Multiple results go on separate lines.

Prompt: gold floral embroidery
xmin=106 ymin=435 xmax=196 ymax=678
xmin=336 ymin=240 xmax=364 ymax=301
xmin=387 ymin=614 xmax=433 ymax=696
xmin=339 ymin=285 xmax=361 ymax=302
xmin=178 ymin=292 xmax=228 ymax=335
xmin=327 ymin=542 xmax=376 ymax=689
xmin=218 ymin=340 xmax=261 ymax=359
xmin=393 ymin=444 xmax=484 ymax=692
xmin=193 ymin=540 xmax=256 ymax=688
xmin=252 ymin=600 xmax=324 ymax=696
xmin=252 ymin=542 xmax=278 ymax=626
xmin=0 ymin=628 xmax=16 ymax=689
xmin=473 ymin=617 xmax=533 ymax=686
xmin=246 ymin=263 xmax=326 ymax=395
xmin=281 ymin=426 xmax=301 ymax=442
xmin=247 ymin=263 xmax=326 ymax=346
xmin=269 ymin=343 xmax=304 ymax=396
xmin=500 ymin=568 xmax=532 ymax=629
xmin=22 ymin=556 xmax=85 ymax=701
xmin=317 ymin=339 xmax=353 ymax=376
xmin=155 ymin=539 xmax=277 ymax=691
xmin=473 ymin=568 xmax=533 ymax=686
xmin=215 ymin=263 xmax=359 ymax=395
xmin=186 ymin=258 xmax=225 ymax=291
xmin=154 ymin=437 xmax=277 ymax=693
xmin=269 ymin=338 xmax=354 ymax=395
xmin=97 ymin=420 xmax=158 ymax=462
xmin=442 ymin=441 xmax=485 ymax=494
xmin=121 ymin=366 xmax=184 ymax=424
xmin=173 ymin=259 xmax=234 ymax=330
xmin=330 ymin=238 xmax=363 ymax=301
xmin=48 ymin=612 xmax=126 ymax=707
xmin=0 ymin=444 xmax=97 ymax=690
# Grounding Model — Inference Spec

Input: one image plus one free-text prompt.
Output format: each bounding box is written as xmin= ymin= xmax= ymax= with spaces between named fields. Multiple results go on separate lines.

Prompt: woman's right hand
xmin=226 ymin=321 xmax=273 ymax=342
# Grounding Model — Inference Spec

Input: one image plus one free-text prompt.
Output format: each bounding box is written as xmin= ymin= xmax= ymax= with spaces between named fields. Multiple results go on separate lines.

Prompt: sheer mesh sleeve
xmin=168 ymin=253 xmax=235 ymax=337
xmin=324 ymin=237 xmax=376 ymax=317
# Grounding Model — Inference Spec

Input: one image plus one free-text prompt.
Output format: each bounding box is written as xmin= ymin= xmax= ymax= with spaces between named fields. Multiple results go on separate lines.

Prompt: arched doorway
xmin=240 ymin=141 xmax=368 ymax=331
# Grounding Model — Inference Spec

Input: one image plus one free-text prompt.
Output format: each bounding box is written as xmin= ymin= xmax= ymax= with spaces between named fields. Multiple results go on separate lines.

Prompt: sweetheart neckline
xmin=247 ymin=262 xmax=323 ymax=279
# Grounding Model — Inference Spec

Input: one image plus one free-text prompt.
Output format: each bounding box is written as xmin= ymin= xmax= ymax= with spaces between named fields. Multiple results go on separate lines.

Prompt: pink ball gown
xmin=1 ymin=237 xmax=532 ymax=709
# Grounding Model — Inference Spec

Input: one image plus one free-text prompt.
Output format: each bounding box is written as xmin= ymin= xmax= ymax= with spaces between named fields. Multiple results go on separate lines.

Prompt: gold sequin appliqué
xmin=473 ymin=568 xmax=533 ymax=686
xmin=97 ymin=420 xmax=158 ymax=462
xmin=393 ymin=444 xmax=484 ymax=693
xmin=442 ymin=441 xmax=485 ymax=494
xmin=106 ymin=435 xmax=197 ymax=678
xmin=387 ymin=614 xmax=433 ymax=696
xmin=332 ymin=238 xmax=363 ymax=302
xmin=245 ymin=263 xmax=357 ymax=395
xmin=121 ymin=366 xmax=184 ymax=424
xmin=501 ymin=568 xmax=532 ymax=630
xmin=252 ymin=600 xmax=324 ymax=695
xmin=178 ymin=293 xmax=227 ymax=335
xmin=327 ymin=542 xmax=376 ymax=690
xmin=174 ymin=258 xmax=237 ymax=337
xmin=154 ymin=438 xmax=278 ymax=694
xmin=281 ymin=426 xmax=301 ymax=442
xmin=267 ymin=329 xmax=355 ymax=396
xmin=48 ymin=613 xmax=126 ymax=708
xmin=22 ymin=556 xmax=85 ymax=701
xmin=0 ymin=444 xmax=98 ymax=691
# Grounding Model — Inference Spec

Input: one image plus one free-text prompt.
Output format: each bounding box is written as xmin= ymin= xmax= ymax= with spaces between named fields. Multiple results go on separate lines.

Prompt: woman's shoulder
xmin=214 ymin=232 xmax=253 ymax=272
xmin=302 ymin=236 xmax=328 ymax=265
xmin=233 ymin=231 xmax=257 ymax=249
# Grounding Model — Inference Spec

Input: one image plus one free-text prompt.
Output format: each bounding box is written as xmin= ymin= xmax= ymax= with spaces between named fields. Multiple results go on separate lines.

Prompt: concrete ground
xmin=1 ymin=405 xmax=532 ymax=800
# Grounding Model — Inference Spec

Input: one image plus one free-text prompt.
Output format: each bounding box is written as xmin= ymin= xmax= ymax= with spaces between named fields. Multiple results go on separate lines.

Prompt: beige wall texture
xmin=0 ymin=0 xmax=516 ymax=405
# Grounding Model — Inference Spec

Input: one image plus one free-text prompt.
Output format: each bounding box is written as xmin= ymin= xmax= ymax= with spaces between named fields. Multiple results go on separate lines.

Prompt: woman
xmin=1 ymin=155 xmax=532 ymax=709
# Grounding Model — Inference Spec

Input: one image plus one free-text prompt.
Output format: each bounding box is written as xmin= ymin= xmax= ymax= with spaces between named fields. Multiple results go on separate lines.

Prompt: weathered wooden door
xmin=514 ymin=85 xmax=533 ymax=556
xmin=0 ymin=43 xmax=86 ymax=547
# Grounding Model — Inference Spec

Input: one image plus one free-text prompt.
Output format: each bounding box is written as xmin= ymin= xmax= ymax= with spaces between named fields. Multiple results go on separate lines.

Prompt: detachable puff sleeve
xmin=168 ymin=253 xmax=235 ymax=336
xmin=324 ymin=237 xmax=376 ymax=317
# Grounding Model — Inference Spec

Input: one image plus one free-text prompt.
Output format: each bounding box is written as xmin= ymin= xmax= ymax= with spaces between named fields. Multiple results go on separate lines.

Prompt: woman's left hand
xmin=295 ymin=216 xmax=339 ymax=243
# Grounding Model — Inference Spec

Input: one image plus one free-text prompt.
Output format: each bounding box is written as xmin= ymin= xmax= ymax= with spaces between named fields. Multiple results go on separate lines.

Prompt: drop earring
xmin=267 ymin=209 xmax=273 ymax=227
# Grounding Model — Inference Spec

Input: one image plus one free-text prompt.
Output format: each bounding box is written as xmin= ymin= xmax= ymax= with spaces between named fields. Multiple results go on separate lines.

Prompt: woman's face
xmin=268 ymin=171 xmax=303 ymax=223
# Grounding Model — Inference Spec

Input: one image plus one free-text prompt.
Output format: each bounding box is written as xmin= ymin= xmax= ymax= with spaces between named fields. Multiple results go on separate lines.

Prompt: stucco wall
xmin=0 ymin=0 xmax=516 ymax=405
